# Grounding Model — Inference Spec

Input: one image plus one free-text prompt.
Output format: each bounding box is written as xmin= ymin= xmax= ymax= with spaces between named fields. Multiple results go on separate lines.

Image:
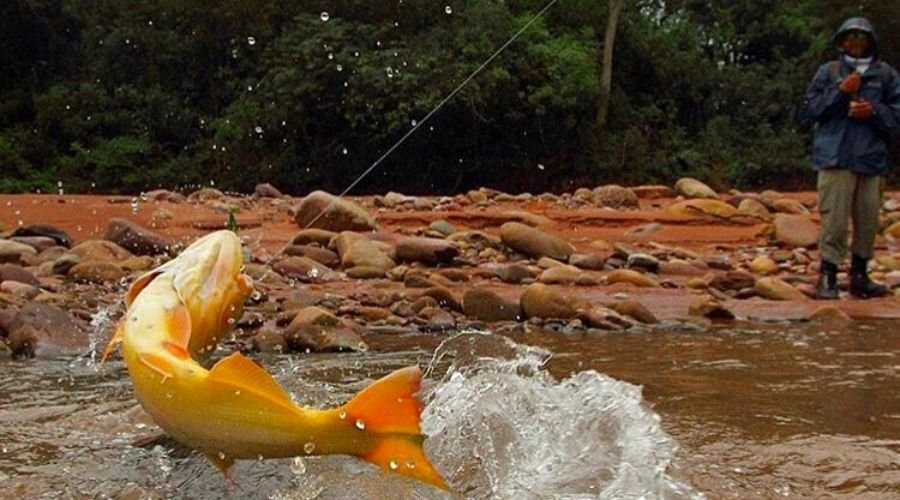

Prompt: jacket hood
xmin=833 ymin=17 xmax=879 ymax=58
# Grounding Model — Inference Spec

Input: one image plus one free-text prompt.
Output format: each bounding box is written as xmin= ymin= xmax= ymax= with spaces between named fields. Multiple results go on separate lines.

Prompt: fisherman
xmin=803 ymin=17 xmax=900 ymax=299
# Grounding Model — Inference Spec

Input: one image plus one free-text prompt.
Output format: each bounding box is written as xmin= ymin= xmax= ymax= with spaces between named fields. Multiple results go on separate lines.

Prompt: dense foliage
xmin=0 ymin=0 xmax=898 ymax=195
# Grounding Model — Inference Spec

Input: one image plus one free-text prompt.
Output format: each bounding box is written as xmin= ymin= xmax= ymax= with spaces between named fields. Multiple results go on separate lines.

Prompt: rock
xmin=658 ymin=259 xmax=706 ymax=276
xmin=254 ymin=183 xmax=283 ymax=198
xmin=418 ymin=287 xmax=461 ymax=312
xmin=68 ymin=261 xmax=127 ymax=284
xmin=875 ymin=254 xmax=900 ymax=272
xmin=291 ymin=229 xmax=339 ymax=247
xmin=103 ymin=218 xmax=173 ymax=256
xmin=272 ymin=256 xmax=334 ymax=282
xmin=499 ymin=222 xmax=575 ymax=261
xmin=538 ymin=265 xmax=583 ymax=284
xmin=569 ymin=252 xmax=609 ymax=270
xmin=69 ymin=240 xmax=133 ymax=263
xmin=632 ymin=185 xmax=674 ymax=199
xmin=250 ymin=330 xmax=287 ymax=353
xmin=0 ymin=264 xmax=39 ymax=286
xmin=52 ymin=254 xmax=81 ymax=275
xmin=493 ymin=264 xmax=535 ymax=284
xmin=293 ymin=191 xmax=377 ymax=232
xmin=520 ymin=283 xmax=576 ymax=319
xmin=417 ymin=307 xmax=456 ymax=331
xmin=710 ymin=270 xmax=756 ymax=291
xmin=448 ymin=230 xmax=503 ymax=250
xmin=771 ymin=198 xmax=810 ymax=215
xmin=807 ymin=306 xmax=852 ymax=322
xmin=10 ymin=236 xmax=59 ymax=253
xmin=333 ymin=232 xmax=395 ymax=271
xmin=773 ymin=214 xmax=818 ymax=248
xmin=11 ymin=224 xmax=73 ymax=248
xmin=283 ymin=245 xmax=341 ymax=268
xmin=611 ymin=298 xmax=658 ymax=324
xmin=145 ymin=189 xmax=186 ymax=203
xmin=346 ymin=266 xmax=386 ymax=279
xmin=686 ymin=277 xmax=709 ymax=289
xmin=665 ymin=199 xmax=737 ymax=219
xmin=688 ymin=295 xmax=735 ymax=320
xmin=6 ymin=302 xmax=86 ymax=357
xmin=626 ymin=253 xmax=660 ymax=272
xmin=592 ymin=184 xmax=639 ymax=209
xmin=748 ymin=256 xmax=778 ymax=275
xmin=754 ymin=277 xmax=807 ymax=301
xmin=187 ymin=187 xmax=225 ymax=202
xmin=536 ymin=257 xmax=565 ymax=269
xmin=395 ymin=237 xmax=459 ymax=265
xmin=674 ymin=177 xmax=718 ymax=199
xmin=429 ymin=220 xmax=455 ymax=237
xmin=577 ymin=306 xmax=633 ymax=330
xmin=282 ymin=306 xmax=367 ymax=352
xmin=606 ymin=269 xmax=660 ymax=288
xmin=737 ymin=198 xmax=772 ymax=221
xmin=884 ymin=222 xmax=900 ymax=239
xmin=0 ymin=281 xmax=40 ymax=299
xmin=0 ymin=239 xmax=38 ymax=264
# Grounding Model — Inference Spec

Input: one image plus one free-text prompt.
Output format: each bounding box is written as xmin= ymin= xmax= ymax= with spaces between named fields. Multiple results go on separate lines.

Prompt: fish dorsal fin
xmin=125 ymin=271 xmax=162 ymax=307
xmin=207 ymin=352 xmax=294 ymax=404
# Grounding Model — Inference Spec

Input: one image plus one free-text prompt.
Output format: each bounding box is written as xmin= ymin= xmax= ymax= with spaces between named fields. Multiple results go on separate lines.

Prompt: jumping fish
xmin=103 ymin=230 xmax=447 ymax=490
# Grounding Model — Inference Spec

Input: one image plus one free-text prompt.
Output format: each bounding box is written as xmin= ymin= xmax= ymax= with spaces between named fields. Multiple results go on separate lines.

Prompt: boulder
xmin=606 ymin=269 xmax=660 ymax=288
xmin=9 ymin=236 xmax=58 ymax=253
xmin=773 ymin=214 xmax=818 ymax=248
xmin=538 ymin=265 xmax=583 ymax=285
xmin=748 ymin=256 xmax=778 ymax=275
xmin=610 ymin=298 xmax=658 ymax=324
xmin=293 ymin=191 xmax=377 ymax=232
xmin=577 ymin=306 xmax=634 ymax=330
xmin=665 ymin=199 xmax=737 ymax=219
xmin=69 ymin=240 xmax=133 ymax=263
xmin=754 ymin=277 xmax=807 ymax=301
xmin=688 ymin=295 xmax=736 ymax=320
xmin=771 ymin=198 xmax=810 ymax=215
xmin=520 ymin=283 xmax=576 ymax=319
xmin=0 ymin=264 xmax=39 ymax=286
xmin=282 ymin=306 xmax=367 ymax=352
xmin=254 ymin=183 xmax=283 ymax=198
xmin=499 ymin=222 xmax=574 ymax=261
xmin=395 ymin=237 xmax=460 ymax=265
xmin=283 ymin=245 xmax=341 ymax=268
xmin=737 ymin=198 xmax=772 ymax=221
xmin=0 ymin=239 xmax=38 ymax=265
xmin=592 ymin=185 xmax=639 ymax=209
xmin=291 ymin=229 xmax=339 ymax=247
xmin=104 ymin=218 xmax=173 ymax=256
xmin=569 ymin=252 xmax=609 ymax=271
xmin=333 ymin=232 xmax=395 ymax=271
xmin=68 ymin=261 xmax=127 ymax=284
xmin=6 ymin=302 xmax=86 ymax=357
xmin=493 ymin=264 xmax=535 ymax=284
xmin=272 ymin=256 xmax=334 ymax=282
xmin=674 ymin=177 xmax=718 ymax=199
xmin=11 ymin=224 xmax=73 ymax=248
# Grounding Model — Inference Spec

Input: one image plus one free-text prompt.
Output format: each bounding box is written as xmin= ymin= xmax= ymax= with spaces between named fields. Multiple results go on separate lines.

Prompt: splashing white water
xmin=421 ymin=332 xmax=699 ymax=499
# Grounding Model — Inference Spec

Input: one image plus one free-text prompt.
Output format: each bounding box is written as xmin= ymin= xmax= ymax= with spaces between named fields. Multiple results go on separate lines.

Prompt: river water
xmin=1 ymin=320 xmax=898 ymax=499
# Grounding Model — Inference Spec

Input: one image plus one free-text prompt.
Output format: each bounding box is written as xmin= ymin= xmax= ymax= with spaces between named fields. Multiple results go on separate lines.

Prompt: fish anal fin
xmin=139 ymin=352 xmax=174 ymax=381
xmin=204 ymin=451 xmax=236 ymax=479
xmin=126 ymin=271 xmax=162 ymax=307
xmin=343 ymin=366 xmax=424 ymax=434
xmin=100 ymin=322 xmax=125 ymax=364
xmin=207 ymin=352 xmax=293 ymax=404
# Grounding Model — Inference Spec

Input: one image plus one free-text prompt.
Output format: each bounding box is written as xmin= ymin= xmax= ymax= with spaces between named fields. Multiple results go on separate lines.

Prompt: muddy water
xmin=1 ymin=321 xmax=898 ymax=499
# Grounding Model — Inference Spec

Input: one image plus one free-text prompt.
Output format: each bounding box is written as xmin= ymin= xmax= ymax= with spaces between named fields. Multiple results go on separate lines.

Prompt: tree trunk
xmin=595 ymin=0 xmax=624 ymax=137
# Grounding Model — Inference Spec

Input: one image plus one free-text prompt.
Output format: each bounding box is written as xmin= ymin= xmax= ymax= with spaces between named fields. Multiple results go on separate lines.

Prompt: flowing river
xmin=1 ymin=320 xmax=898 ymax=498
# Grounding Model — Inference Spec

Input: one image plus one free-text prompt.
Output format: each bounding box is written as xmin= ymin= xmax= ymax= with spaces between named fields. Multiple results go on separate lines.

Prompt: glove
xmin=848 ymin=99 xmax=873 ymax=119
xmin=840 ymin=72 xmax=862 ymax=94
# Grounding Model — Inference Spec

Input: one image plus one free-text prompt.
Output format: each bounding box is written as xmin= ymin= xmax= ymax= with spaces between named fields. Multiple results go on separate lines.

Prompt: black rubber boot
xmin=815 ymin=260 xmax=839 ymax=300
xmin=849 ymin=254 xmax=888 ymax=299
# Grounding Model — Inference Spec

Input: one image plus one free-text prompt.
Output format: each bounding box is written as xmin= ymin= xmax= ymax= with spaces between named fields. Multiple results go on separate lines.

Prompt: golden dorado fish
xmin=103 ymin=230 xmax=447 ymax=490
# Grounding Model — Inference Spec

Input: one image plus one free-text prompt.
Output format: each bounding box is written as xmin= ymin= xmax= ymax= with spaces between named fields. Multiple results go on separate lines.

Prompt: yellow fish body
xmin=104 ymin=230 xmax=447 ymax=490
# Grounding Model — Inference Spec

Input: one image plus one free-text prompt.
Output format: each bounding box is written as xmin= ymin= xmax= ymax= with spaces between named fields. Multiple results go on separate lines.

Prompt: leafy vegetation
xmin=0 ymin=0 xmax=897 ymax=194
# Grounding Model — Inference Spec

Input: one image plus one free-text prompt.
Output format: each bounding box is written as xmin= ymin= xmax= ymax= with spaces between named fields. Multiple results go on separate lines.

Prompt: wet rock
xmin=754 ymin=277 xmax=807 ymax=301
xmin=710 ymin=270 xmax=756 ymax=292
xmin=493 ymin=264 xmax=535 ymax=284
xmin=272 ymin=256 xmax=334 ymax=283
xmin=592 ymin=184 xmax=639 ymax=209
xmin=807 ymin=306 xmax=852 ymax=323
xmin=749 ymin=256 xmax=778 ymax=275
xmin=51 ymin=254 xmax=81 ymax=276
xmin=283 ymin=244 xmax=341 ymax=268
xmin=0 ymin=264 xmax=39 ymax=286
xmin=11 ymin=224 xmax=73 ymax=248
xmin=0 ymin=239 xmax=38 ymax=265
xmin=418 ymin=286 xmax=461 ymax=312
xmin=10 ymin=236 xmax=58 ymax=253
xmin=291 ymin=229 xmax=339 ymax=247
xmin=737 ymin=198 xmax=772 ymax=221
xmin=282 ymin=306 xmax=367 ymax=352
xmin=538 ymin=265 xmax=583 ymax=285
xmin=569 ymin=252 xmax=609 ymax=271
xmin=250 ymin=330 xmax=287 ymax=353
xmin=254 ymin=183 xmax=283 ymax=198
xmin=69 ymin=240 xmax=133 ymax=263
xmin=665 ymin=199 xmax=737 ymax=219
xmin=499 ymin=222 xmax=574 ymax=261
xmin=520 ymin=283 xmax=576 ymax=319
xmin=773 ymin=214 xmax=818 ymax=248
xmin=68 ymin=261 xmax=127 ymax=284
xmin=395 ymin=237 xmax=459 ymax=266
xmin=688 ymin=295 xmax=736 ymax=320
xmin=606 ymin=269 xmax=660 ymax=288
xmin=462 ymin=289 xmax=521 ymax=321
xmin=103 ymin=218 xmax=173 ymax=256
xmin=333 ymin=232 xmax=395 ymax=272
xmin=577 ymin=306 xmax=634 ymax=330
xmin=416 ymin=307 xmax=456 ymax=331
xmin=293 ymin=191 xmax=377 ymax=232
xmin=674 ymin=177 xmax=718 ymax=199
xmin=611 ymin=297 xmax=658 ymax=324
xmin=6 ymin=302 xmax=86 ymax=357
xmin=626 ymin=253 xmax=660 ymax=272
xmin=704 ymin=255 xmax=733 ymax=271
xmin=429 ymin=219 xmax=455 ymax=237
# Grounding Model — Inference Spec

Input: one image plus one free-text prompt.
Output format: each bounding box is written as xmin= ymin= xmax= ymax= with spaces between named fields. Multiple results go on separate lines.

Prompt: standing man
xmin=804 ymin=17 xmax=900 ymax=299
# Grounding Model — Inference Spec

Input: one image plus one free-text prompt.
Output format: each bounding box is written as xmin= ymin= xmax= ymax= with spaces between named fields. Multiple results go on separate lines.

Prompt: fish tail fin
xmin=341 ymin=366 xmax=448 ymax=490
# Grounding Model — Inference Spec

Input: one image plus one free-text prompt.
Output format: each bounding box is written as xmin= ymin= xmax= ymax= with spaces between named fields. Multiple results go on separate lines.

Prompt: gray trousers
xmin=817 ymin=169 xmax=883 ymax=265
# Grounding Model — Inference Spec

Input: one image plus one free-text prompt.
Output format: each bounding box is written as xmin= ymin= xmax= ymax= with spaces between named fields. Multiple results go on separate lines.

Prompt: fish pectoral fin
xmin=207 ymin=352 xmax=293 ymax=403
xmin=125 ymin=270 xmax=162 ymax=307
xmin=100 ymin=322 xmax=125 ymax=364
xmin=204 ymin=451 xmax=236 ymax=478
xmin=138 ymin=352 xmax=174 ymax=381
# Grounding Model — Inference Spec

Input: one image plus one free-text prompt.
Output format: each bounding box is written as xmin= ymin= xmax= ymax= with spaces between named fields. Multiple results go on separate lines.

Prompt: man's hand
xmin=848 ymin=99 xmax=873 ymax=119
xmin=840 ymin=72 xmax=862 ymax=94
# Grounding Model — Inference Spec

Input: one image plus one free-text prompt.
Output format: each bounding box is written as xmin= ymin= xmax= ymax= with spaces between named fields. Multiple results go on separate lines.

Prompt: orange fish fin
xmin=204 ymin=451 xmax=235 ymax=478
xmin=125 ymin=271 xmax=162 ymax=307
xmin=100 ymin=322 xmax=125 ymax=364
xmin=162 ymin=341 xmax=190 ymax=360
xmin=139 ymin=352 xmax=174 ymax=381
xmin=342 ymin=366 xmax=449 ymax=490
xmin=166 ymin=302 xmax=192 ymax=349
xmin=207 ymin=352 xmax=293 ymax=404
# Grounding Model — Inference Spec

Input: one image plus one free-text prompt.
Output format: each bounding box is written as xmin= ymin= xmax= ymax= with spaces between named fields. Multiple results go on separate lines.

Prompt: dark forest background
xmin=1 ymin=0 xmax=899 ymax=195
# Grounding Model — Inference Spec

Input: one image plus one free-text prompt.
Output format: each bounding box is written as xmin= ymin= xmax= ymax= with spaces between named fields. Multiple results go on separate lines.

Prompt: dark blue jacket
xmin=803 ymin=17 xmax=900 ymax=176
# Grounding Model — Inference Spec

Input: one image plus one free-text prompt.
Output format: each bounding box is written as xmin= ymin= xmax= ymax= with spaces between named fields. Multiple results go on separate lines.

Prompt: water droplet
xmin=389 ymin=460 xmax=398 ymax=470
xmin=537 ymin=163 xmax=545 ymax=170
xmin=254 ymin=126 xmax=263 ymax=134
xmin=307 ymin=268 xmax=319 ymax=278
xmin=342 ymin=147 xmax=348 ymax=155
xmin=320 ymin=12 xmax=330 ymax=22
xmin=339 ymin=411 xmax=347 ymax=420
xmin=227 ymin=317 xmax=235 ymax=325
xmin=303 ymin=442 xmax=315 ymax=454
xmin=355 ymin=419 xmax=366 ymax=430
xmin=291 ymin=456 xmax=306 ymax=474
xmin=218 ymin=452 xmax=226 ymax=460
xmin=336 ymin=64 xmax=343 ymax=72
xmin=327 ymin=53 xmax=334 ymax=60
xmin=405 ymin=458 xmax=416 ymax=469
xmin=247 ymin=36 xmax=256 ymax=45
xmin=411 ymin=119 xmax=417 ymax=127
xmin=130 ymin=197 xmax=139 ymax=213
xmin=445 ymin=5 xmax=452 ymax=14
xmin=234 ymin=389 xmax=241 ymax=396
xmin=251 ymin=291 xmax=262 ymax=301
xmin=385 ymin=67 xmax=394 ymax=78
xmin=257 ymin=454 xmax=264 ymax=461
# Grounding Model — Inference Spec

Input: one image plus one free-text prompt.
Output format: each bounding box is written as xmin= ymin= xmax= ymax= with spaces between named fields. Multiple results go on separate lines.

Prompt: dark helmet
xmin=833 ymin=17 xmax=879 ymax=58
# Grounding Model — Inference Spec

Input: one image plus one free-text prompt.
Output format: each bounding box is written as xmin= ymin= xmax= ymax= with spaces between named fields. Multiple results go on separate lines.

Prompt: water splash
xmin=421 ymin=332 xmax=699 ymax=498
xmin=85 ymin=305 xmax=117 ymax=369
